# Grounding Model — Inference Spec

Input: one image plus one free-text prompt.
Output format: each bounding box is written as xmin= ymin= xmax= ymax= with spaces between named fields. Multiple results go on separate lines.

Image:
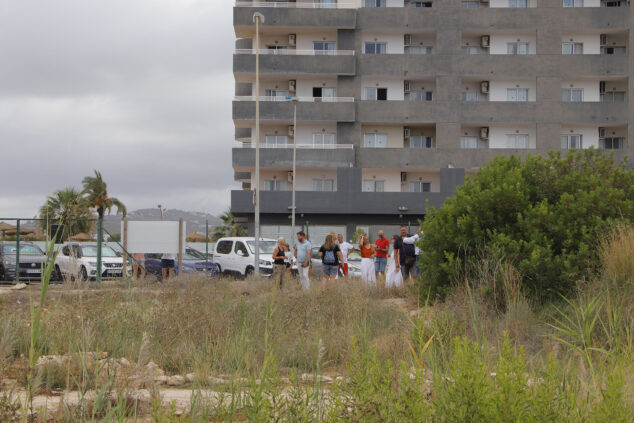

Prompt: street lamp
xmin=253 ymin=12 xmax=265 ymax=275
xmin=291 ymin=96 xmax=298 ymax=239
xmin=157 ymin=204 xmax=166 ymax=221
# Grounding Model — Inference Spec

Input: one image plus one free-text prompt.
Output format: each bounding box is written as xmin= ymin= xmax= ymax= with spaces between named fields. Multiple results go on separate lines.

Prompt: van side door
xmin=214 ymin=240 xmax=234 ymax=272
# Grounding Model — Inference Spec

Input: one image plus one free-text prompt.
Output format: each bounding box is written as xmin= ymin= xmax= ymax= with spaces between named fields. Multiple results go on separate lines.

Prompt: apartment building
xmin=231 ymin=0 xmax=633 ymax=242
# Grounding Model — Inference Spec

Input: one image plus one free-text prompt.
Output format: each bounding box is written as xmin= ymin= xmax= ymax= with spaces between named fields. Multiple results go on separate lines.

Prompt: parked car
xmin=0 ymin=242 xmax=48 ymax=282
xmin=213 ymin=237 xmax=284 ymax=277
xmin=55 ymin=243 xmax=125 ymax=281
xmin=310 ymin=246 xmax=362 ymax=279
xmin=142 ymin=252 xmax=220 ymax=280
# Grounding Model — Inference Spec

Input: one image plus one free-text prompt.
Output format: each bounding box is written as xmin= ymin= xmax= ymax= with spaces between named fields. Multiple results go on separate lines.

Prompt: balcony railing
xmin=235 ymin=48 xmax=355 ymax=56
xmin=236 ymin=142 xmax=354 ymax=149
xmin=234 ymin=96 xmax=355 ymax=102
xmin=235 ymin=1 xmax=357 ymax=8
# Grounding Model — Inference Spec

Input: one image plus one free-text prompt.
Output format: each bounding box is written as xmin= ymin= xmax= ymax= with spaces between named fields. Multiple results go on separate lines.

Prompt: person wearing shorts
xmin=318 ymin=234 xmax=343 ymax=288
xmin=161 ymin=253 xmax=175 ymax=281
xmin=337 ymin=234 xmax=353 ymax=277
xmin=374 ymin=230 xmax=390 ymax=279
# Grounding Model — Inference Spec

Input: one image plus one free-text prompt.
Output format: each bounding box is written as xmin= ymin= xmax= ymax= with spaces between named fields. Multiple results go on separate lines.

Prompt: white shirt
xmin=402 ymin=233 xmax=422 ymax=256
xmin=339 ymin=241 xmax=354 ymax=263
xmin=162 ymin=253 xmax=176 ymax=260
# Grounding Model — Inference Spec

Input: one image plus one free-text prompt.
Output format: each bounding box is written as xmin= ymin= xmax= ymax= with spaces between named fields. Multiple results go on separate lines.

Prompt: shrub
xmin=418 ymin=150 xmax=634 ymax=302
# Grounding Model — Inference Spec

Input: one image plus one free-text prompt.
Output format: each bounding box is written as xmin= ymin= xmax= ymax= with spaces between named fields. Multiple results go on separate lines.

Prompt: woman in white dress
xmin=385 ymin=235 xmax=404 ymax=288
xmin=359 ymin=235 xmax=377 ymax=285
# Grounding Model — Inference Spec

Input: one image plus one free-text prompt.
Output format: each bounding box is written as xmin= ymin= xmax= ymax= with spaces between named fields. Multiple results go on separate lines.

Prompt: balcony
xmin=234 ymin=49 xmax=356 ymax=76
xmin=234 ymin=3 xmax=357 ymax=33
xmin=460 ymin=101 xmax=537 ymax=123
xmin=358 ymin=100 xmax=451 ymax=122
xmin=559 ymin=102 xmax=629 ymax=123
xmin=232 ymin=143 xmax=355 ymax=168
xmin=232 ymin=96 xmax=356 ymax=122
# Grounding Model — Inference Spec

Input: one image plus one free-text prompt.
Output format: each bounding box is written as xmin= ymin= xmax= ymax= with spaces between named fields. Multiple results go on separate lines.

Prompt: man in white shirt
xmin=402 ymin=227 xmax=423 ymax=278
xmin=337 ymin=233 xmax=354 ymax=278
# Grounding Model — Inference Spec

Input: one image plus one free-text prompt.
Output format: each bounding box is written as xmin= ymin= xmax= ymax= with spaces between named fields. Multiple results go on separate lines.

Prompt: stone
xmin=208 ymin=377 xmax=226 ymax=385
xmin=154 ymin=375 xmax=167 ymax=385
xmin=118 ymin=358 xmax=131 ymax=368
xmin=300 ymin=373 xmax=333 ymax=383
xmin=167 ymin=375 xmax=185 ymax=386
xmin=185 ymin=373 xmax=195 ymax=383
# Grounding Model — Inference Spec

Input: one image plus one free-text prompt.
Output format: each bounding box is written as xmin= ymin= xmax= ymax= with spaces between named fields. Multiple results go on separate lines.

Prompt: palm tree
xmin=212 ymin=209 xmax=247 ymax=241
xmin=81 ymin=170 xmax=127 ymax=220
xmin=38 ymin=188 xmax=94 ymax=239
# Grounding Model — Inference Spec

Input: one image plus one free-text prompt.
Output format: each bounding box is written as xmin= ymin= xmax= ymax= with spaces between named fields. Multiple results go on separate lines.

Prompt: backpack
xmin=323 ymin=249 xmax=336 ymax=265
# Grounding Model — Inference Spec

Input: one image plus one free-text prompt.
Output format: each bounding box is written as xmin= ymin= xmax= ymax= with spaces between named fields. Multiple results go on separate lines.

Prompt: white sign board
xmin=123 ymin=221 xmax=185 ymax=254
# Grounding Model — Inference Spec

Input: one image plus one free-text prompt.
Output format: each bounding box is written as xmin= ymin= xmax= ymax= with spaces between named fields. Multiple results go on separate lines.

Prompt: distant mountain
xmin=103 ymin=209 xmax=222 ymax=235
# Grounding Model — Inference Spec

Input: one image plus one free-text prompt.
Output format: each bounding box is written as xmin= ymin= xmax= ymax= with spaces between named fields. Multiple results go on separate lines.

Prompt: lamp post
xmin=291 ymin=97 xmax=298 ymax=239
xmin=253 ymin=12 xmax=264 ymax=275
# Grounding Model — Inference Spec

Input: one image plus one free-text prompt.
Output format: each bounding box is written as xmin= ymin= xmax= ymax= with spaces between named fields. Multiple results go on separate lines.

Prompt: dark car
xmin=142 ymin=252 xmax=219 ymax=280
xmin=0 ymin=242 xmax=48 ymax=282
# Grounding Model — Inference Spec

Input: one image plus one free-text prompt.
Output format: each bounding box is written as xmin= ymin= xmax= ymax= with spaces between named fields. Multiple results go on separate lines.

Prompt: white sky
xmin=0 ymin=0 xmax=236 ymax=218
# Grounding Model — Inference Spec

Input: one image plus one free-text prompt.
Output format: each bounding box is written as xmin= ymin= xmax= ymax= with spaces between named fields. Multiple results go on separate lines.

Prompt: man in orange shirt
xmin=374 ymin=230 xmax=390 ymax=279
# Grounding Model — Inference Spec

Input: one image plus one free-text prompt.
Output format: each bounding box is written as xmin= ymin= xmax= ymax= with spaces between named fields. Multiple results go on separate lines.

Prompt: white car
xmin=213 ymin=237 xmax=283 ymax=277
xmin=55 ymin=243 xmax=125 ymax=281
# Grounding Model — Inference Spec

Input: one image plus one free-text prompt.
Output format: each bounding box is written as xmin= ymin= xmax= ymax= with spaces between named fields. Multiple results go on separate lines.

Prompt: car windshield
xmin=80 ymin=246 xmax=118 ymax=257
xmin=186 ymin=249 xmax=206 ymax=259
xmin=246 ymin=241 xmax=277 ymax=255
xmin=2 ymin=244 xmax=44 ymax=255
xmin=183 ymin=253 xmax=201 ymax=260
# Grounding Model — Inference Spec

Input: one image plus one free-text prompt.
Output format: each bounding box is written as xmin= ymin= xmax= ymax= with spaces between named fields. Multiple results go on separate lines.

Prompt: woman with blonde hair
xmin=359 ymin=235 xmax=376 ymax=285
xmin=318 ymin=234 xmax=343 ymax=287
xmin=272 ymin=237 xmax=288 ymax=288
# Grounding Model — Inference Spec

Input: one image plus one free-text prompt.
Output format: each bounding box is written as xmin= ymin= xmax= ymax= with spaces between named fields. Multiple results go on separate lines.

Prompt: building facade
xmin=231 ymin=0 xmax=633 ymax=243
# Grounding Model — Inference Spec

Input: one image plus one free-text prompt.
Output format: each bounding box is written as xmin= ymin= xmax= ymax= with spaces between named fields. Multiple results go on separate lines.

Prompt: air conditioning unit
xmin=287 ymin=171 xmax=294 ymax=183
xmin=599 ymin=81 xmax=606 ymax=93
xmin=599 ymin=127 xmax=606 ymax=138
xmin=404 ymin=80 xmax=411 ymax=93
xmin=404 ymin=34 xmax=412 ymax=46
xmin=600 ymin=34 xmax=607 ymax=46
xmin=289 ymin=79 xmax=296 ymax=92
xmin=480 ymin=35 xmax=490 ymax=48
xmin=480 ymin=81 xmax=490 ymax=94
xmin=479 ymin=126 xmax=489 ymax=140
xmin=288 ymin=125 xmax=295 ymax=136
xmin=404 ymin=126 xmax=411 ymax=138
xmin=289 ymin=34 xmax=297 ymax=46
xmin=401 ymin=172 xmax=408 ymax=182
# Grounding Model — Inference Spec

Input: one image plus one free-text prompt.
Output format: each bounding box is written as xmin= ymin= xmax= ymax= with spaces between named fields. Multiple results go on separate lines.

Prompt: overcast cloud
xmin=0 ymin=0 xmax=235 ymax=218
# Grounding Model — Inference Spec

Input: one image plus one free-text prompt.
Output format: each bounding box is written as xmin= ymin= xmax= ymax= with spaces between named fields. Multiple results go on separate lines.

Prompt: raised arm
xmin=402 ymin=233 xmax=420 ymax=245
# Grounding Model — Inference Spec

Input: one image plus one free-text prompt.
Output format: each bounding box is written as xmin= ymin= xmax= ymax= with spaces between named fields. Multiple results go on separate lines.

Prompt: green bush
xmin=418 ymin=150 xmax=634 ymax=302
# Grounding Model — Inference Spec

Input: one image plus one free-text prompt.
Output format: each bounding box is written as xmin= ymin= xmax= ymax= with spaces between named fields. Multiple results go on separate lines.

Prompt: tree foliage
xmin=212 ymin=209 xmax=247 ymax=241
xmin=418 ymin=150 xmax=634 ymax=302
xmin=81 ymin=170 xmax=126 ymax=220
xmin=38 ymin=187 xmax=95 ymax=239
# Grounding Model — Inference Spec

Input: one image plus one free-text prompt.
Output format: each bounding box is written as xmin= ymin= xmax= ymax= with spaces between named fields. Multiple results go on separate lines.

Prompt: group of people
xmin=270 ymin=226 xmax=423 ymax=290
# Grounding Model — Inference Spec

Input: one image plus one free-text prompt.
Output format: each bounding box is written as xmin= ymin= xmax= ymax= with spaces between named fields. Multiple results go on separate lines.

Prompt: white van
xmin=213 ymin=237 xmax=278 ymax=277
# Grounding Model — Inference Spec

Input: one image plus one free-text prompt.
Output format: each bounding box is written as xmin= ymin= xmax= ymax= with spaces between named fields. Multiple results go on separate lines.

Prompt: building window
xmin=461 ymin=46 xmax=482 ymax=54
xmin=460 ymin=137 xmax=478 ymax=149
xmin=563 ymin=0 xmax=583 ymax=6
xmin=508 ymin=0 xmax=527 ymax=7
xmin=461 ymin=0 xmax=479 ymax=7
xmin=312 ymin=179 xmax=335 ymax=191
xmin=507 ymin=42 xmax=529 ymax=55
xmin=364 ymin=42 xmax=387 ymax=54
xmin=562 ymin=42 xmax=583 ymax=54
xmin=264 ymin=180 xmax=286 ymax=191
xmin=410 ymin=136 xmax=434 ymax=148
xmin=410 ymin=1 xmax=433 ymax=7
xmin=317 ymin=0 xmax=337 ymax=8
xmin=265 ymin=89 xmax=288 ymax=98
xmin=363 ymin=180 xmax=385 ymax=192
xmin=408 ymin=46 xmax=433 ymax=54
xmin=561 ymin=134 xmax=583 ymax=149
xmin=365 ymin=0 xmax=387 ymax=6
xmin=313 ymin=41 xmax=336 ymax=55
xmin=265 ymin=135 xmax=287 ymax=146
xmin=410 ymin=182 xmax=431 ymax=193
xmin=506 ymin=134 xmax=529 ymax=148
xmin=601 ymin=92 xmax=626 ymax=103
xmin=506 ymin=88 xmax=529 ymax=102
xmin=562 ymin=88 xmax=584 ymax=102
xmin=364 ymin=133 xmax=388 ymax=148
xmin=266 ymin=45 xmax=288 ymax=55
xmin=313 ymin=87 xmax=336 ymax=99
xmin=602 ymin=137 xmax=624 ymax=150
xmin=408 ymin=91 xmax=433 ymax=101
xmin=601 ymin=46 xmax=626 ymax=55
xmin=364 ymin=87 xmax=388 ymax=100
xmin=461 ymin=91 xmax=480 ymax=101
xmin=312 ymin=133 xmax=335 ymax=146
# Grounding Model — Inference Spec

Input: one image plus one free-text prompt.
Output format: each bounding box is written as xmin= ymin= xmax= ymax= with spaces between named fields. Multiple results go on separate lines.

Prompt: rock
xmin=300 ymin=373 xmax=333 ymax=383
xmin=154 ymin=375 xmax=167 ymax=385
xmin=208 ymin=377 xmax=226 ymax=385
xmin=146 ymin=361 xmax=164 ymax=377
xmin=118 ymin=358 xmax=131 ymax=368
xmin=166 ymin=375 xmax=185 ymax=386
xmin=12 ymin=283 xmax=27 ymax=290
xmin=185 ymin=373 xmax=195 ymax=383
